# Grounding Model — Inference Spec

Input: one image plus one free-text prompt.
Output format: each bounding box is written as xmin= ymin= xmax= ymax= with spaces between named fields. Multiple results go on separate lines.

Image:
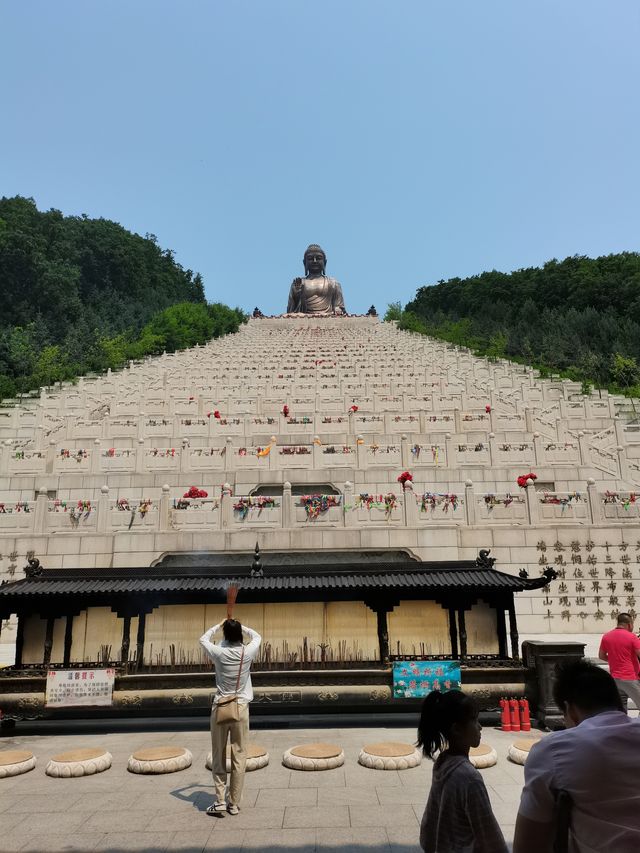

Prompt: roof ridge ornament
xmin=475 ymin=549 xmax=496 ymax=570
xmin=24 ymin=557 xmax=43 ymax=578
xmin=251 ymin=542 xmax=264 ymax=578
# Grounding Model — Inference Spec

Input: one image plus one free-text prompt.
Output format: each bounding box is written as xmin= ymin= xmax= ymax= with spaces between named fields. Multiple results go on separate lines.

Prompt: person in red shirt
xmin=599 ymin=612 xmax=640 ymax=712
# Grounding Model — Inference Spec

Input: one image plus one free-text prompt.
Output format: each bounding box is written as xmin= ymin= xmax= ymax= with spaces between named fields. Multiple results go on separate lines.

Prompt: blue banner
xmin=392 ymin=660 xmax=462 ymax=699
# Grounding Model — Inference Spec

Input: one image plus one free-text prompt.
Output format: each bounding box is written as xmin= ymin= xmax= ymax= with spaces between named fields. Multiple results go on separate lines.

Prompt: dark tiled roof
xmin=0 ymin=566 xmax=550 ymax=598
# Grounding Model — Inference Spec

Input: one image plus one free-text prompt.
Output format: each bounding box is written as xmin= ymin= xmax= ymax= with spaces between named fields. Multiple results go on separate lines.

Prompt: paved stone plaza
xmin=0 ymin=722 xmax=530 ymax=853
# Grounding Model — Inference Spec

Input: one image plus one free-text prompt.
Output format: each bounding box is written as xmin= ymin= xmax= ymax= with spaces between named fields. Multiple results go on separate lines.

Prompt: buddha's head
xmin=304 ymin=244 xmax=326 ymax=276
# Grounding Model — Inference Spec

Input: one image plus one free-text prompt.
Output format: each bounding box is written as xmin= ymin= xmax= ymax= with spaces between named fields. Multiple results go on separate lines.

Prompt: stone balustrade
xmin=0 ymin=431 xmax=617 ymax=478
xmin=229 ymin=495 xmax=283 ymax=528
xmin=0 ymin=500 xmax=36 ymax=531
xmin=48 ymin=499 xmax=98 ymax=532
xmin=476 ymin=492 xmax=527 ymax=524
xmin=414 ymin=490 xmax=467 ymax=525
xmin=601 ymin=490 xmax=640 ymax=520
xmin=537 ymin=491 xmax=589 ymax=524
xmin=110 ymin=499 xmax=159 ymax=531
xmin=0 ymin=480 xmax=637 ymax=536
xmin=0 ymin=391 xmax=621 ymax=433
xmin=169 ymin=497 xmax=220 ymax=529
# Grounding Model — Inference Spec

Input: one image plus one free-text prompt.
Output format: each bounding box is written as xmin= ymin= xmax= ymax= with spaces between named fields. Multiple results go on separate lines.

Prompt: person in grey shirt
xmin=514 ymin=659 xmax=639 ymax=853
xmin=199 ymin=619 xmax=261 ymax=816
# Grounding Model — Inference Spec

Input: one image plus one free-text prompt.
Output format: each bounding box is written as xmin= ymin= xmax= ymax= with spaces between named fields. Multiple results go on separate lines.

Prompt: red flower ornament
xmin=183 ymin=486 xmax=208 ymax=499
xmin=517 ymin=472 xmax=537 ymax=488
xmin=397 ymin=471 xmax=413 ymax=488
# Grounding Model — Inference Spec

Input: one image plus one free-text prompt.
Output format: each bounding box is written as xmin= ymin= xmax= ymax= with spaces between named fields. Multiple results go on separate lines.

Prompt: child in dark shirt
xmin=417 ymin=690 xmax=508 ymax=853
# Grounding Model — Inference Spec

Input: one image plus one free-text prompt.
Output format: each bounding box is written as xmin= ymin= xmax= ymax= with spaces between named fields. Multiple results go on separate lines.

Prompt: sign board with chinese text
xmin=392 ymin=660 xmax=461 ymax=699
xmin=46 ymin=669 xmax=115 ymax=708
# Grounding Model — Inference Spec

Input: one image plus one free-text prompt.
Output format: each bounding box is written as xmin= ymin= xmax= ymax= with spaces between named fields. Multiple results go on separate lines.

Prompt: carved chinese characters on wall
xmin=530 ymin=538 xmax=639 ymax=628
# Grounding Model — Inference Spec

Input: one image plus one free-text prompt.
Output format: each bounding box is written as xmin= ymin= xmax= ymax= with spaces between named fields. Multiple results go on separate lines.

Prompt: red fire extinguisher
xmin=519 ymin=698 xmax=531 ymax=731
xmin=499 ymin=698 xmax=511 ymax=732
xmin=509 ymin=698 xmax=521 ymax=732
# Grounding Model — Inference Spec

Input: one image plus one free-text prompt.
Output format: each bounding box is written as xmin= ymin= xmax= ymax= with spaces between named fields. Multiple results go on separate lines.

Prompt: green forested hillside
xmin=394 ymin=253 xmax=640 ymax=396
xmin=0 ymin=196 xmax=245 ymax=399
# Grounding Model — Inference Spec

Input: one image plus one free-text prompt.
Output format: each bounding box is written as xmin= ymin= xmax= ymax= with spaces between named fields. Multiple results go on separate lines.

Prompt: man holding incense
xmin=199 ymin=589 xmax=261 ymax=817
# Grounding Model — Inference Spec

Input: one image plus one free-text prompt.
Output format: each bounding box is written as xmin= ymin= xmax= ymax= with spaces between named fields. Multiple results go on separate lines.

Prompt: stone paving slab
xmin=317 ymin=787 xmax=379 ymax=806
xmin=0 ymin=724 xmax=536 ymax=851
xmin=284 ymin=806 xmax=351 ymax=829
xmin=316 ymin=829 xmax=391 ymax=853
xmin=256 ymin=787 xmax=318 ymax=807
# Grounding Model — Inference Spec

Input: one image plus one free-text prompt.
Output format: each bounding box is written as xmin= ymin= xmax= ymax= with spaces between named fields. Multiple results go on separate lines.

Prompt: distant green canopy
xmin=0 ymin=196 xmax=245 ymax=399
xmin=391 ymin=253 xmax=640 ymax=397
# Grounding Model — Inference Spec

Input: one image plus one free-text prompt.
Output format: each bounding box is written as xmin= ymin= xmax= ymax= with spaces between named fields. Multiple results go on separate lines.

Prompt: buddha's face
xmin=305 ymin=250 xmax=325 ymax=276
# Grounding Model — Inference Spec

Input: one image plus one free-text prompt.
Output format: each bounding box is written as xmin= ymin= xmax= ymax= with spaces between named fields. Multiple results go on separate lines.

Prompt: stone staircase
xmin=1 ymin=315 xmax=639 ymax=662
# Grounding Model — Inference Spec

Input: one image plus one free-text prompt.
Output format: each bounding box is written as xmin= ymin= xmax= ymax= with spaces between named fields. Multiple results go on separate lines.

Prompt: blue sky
xmin=2 ymin=1 xmax=639 ymax=315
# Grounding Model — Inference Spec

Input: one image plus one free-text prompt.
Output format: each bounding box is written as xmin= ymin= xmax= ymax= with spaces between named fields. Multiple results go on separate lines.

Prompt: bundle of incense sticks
xmin=226 ymin=584 xmax=238 ymax=619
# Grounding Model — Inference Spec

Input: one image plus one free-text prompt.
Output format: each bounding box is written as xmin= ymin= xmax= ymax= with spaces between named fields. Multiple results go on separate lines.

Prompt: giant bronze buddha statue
xmin=287 ymin=244 xmax=346 ymax=315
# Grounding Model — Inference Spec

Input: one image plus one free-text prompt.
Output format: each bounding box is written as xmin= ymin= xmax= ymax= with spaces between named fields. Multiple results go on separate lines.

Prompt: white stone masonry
xmin=1 ymin=316 xmax=639 ymax=662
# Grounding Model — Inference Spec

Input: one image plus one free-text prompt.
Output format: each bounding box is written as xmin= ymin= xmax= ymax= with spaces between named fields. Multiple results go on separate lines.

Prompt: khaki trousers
xmin=614 ymin=677 xmax=640 ymax=712
xmin=210 ymin=702 xmax=249 ymax=806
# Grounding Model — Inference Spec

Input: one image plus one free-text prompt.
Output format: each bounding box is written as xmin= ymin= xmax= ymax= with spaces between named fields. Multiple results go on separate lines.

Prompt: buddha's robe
xmin=287 ymin=276 xmax=346 ymax=315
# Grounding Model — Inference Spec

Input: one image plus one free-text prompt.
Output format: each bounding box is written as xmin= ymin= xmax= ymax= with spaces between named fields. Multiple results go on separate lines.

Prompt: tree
xmin=32 ymin=345 xmax=71 ymax=388
xmin=95 ymin=334 xmax=130 ymax=371
xmin=611 ymin=353 xmax=640 ymax=391
xmin=384 ymin=302 xmax=403 ymax=322
xmin=0 ymin=326 xmax=37 ymax=377
xmin=484 ymin=332 xmax=508 ymax=361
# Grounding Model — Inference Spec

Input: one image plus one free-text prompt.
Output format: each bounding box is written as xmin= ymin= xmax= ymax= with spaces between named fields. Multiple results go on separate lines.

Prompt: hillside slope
xmin=0 ymin=196 xmax=244 ymax=398
xmin=401 ymin=252 xmax=640 ymax=395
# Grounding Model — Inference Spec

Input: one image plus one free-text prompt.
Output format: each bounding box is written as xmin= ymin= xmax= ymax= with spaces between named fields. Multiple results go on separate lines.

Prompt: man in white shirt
xmin=199 ymin=619 xmax=261 ymax=816
xmin=513 ymin=659 xmax=639 ymax=853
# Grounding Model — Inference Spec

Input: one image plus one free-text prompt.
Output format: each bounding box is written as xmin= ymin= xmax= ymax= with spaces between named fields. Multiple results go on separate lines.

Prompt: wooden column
xmin=496 ymin=606 xmax=508 ymax=659
xmin=457 ymin=607 xmax=468 ymax=660
xmin=507 ymin=598 xmax=520 ymax=659
xmin=376 ymin=608 xmax=390 ymax=666
xmin=365 ymin=598 xmax=397 ymax=666
xmin=120 ymin=616 xmax=132 ymax=664
xmin=43 ymin=616 xmax=55 ymax=666
xmin=63 ymin=614 xmax=74 ymax=666
xmin=448 ymin=607 xmax=459 ymax=658
xmin=135 ymin=612 xmax=146 ymax=670
xmin=14 ymin=615 xmax=25 ymax=667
